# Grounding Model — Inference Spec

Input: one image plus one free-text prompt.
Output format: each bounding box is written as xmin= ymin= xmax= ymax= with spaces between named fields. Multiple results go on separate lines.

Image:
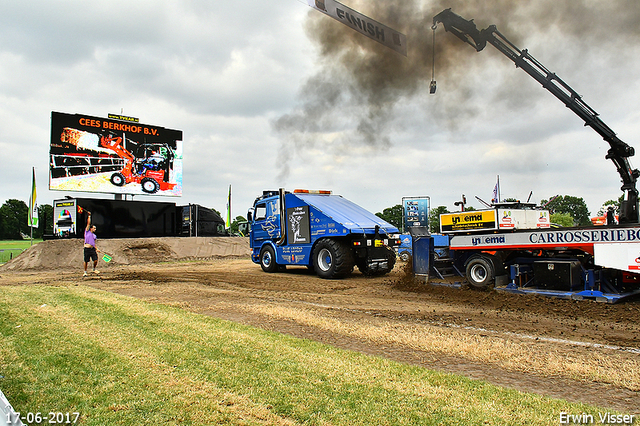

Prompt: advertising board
xmin=49 ymin=112 xmax=183 ymax=196
xmin=594 ymin=242 xmax=640 ymax=272
xmin=450 ymin=226 xmax=640 ymax=252
xmin=53 ymin=199 xmax=77 ymax=237
xmin=440 ymin=210 xmax=497 ymax=233
xmin=497 ymin=208 xmax=551 ymax=230
xmin=441 ymin=208 xmax=551 ymax=233
xmin=402 ymin=196 xmax=430 ymax=229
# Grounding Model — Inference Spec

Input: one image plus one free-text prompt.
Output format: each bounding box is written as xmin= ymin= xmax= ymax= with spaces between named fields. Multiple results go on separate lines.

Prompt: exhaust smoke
xmin=273 ymin=0 xmax=640 ymax=180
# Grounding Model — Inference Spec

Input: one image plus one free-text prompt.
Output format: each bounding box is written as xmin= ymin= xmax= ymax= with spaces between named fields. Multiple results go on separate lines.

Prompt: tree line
xmin=0 ymin=194 xmax=620 ymax=240
xmin=0 ymin=199 xmax=53 ymax=239
xmin=376 ymin=195 xmax=617 ymax=233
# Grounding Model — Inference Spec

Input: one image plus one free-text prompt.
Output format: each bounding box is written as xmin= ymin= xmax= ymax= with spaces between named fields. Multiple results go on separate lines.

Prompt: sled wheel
xmin=465 ymin=255 xmax=495 ymax=289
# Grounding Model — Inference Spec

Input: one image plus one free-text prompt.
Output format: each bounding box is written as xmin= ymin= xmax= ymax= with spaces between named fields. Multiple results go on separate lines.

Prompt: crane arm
xmin=432 ymin=8 xmax=640 ymax=223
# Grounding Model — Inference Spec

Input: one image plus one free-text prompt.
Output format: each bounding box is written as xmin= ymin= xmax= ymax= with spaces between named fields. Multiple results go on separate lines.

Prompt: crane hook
xmin=430 ymin=24 xmax=437 ymax=94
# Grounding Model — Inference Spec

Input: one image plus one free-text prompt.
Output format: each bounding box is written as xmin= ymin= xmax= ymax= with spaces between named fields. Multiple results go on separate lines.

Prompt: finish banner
xmin=307 ymin=0 xmax=407 ymax=56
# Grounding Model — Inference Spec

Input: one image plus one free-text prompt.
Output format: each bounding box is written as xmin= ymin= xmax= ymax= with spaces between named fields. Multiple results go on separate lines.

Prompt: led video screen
xmin=49 ymin=112 xmax=183 ymax=197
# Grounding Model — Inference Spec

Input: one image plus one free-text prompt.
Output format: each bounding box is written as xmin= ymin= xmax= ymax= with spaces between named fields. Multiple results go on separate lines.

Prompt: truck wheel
xmin=141 ymin=178 xmax=160 ymax=194
xmin=465 ymin=255 xmax=495 ymax=289
xmin=386 ymin=248 xmax=397 ymax=271
xmin=259 ymin=245 xmax=278 ymax=273
xmin=313 ymin=239 xmax=354 ymax=279
xmin=110 ymin=172 xmax=126 ymax=186
xmin=399 ymin=251 xmax=411 ymax=262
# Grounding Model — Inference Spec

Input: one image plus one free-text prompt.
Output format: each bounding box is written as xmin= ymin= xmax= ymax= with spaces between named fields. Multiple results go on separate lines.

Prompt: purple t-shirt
xmin=84 ymin=230 xmax=97 ymax=247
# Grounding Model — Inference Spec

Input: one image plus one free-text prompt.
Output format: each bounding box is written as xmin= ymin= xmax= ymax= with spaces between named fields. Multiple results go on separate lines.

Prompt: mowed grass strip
xmin=238 ymin=304 xmax=640 ymax=391
xmin=0 ymin=285 xmax=604 ymax=425
xmin=0 ymin=240 xmax=41 ymax=249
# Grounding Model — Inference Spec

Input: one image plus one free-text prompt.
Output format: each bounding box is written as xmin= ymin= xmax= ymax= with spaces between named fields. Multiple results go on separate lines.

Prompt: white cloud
xmin=1 ymin=0 xmax=640 ymax=223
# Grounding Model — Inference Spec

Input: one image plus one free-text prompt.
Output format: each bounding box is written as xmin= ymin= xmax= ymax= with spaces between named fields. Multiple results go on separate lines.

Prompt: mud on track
xmin=1 ymin=239 xmax=639 ymax=413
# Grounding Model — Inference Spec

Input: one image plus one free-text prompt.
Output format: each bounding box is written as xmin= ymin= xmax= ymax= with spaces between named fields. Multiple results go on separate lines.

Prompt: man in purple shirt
xmin=83 ymin=211 xmax=100 ymax=276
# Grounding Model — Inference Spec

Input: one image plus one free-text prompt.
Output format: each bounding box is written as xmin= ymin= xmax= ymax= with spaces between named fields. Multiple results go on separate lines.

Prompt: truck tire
xmin=386 ymin=248 xmax=397 ymax=271
xmin=465 ymin=255 xmax=495 ymax=289
xmin=313 ymin=239 xmax=354 ymax=279
xmin=141 ymin=178 xmax=160 ymax=194
xmin=259 ymin=245 xmax=278 ymax=273
xmin=110 ymin=172 xmax=126 ymax=186
xmin=399 ymin=250 xmax=411 ymax=262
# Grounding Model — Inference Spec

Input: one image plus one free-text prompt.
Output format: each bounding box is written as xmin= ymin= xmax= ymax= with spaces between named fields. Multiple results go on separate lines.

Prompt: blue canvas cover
xmin=293 ymin=193 xmax=399 ymax=235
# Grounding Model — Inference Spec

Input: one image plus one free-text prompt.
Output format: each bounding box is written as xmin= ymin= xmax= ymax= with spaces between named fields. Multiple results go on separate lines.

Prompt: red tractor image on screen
xmin=100 ymin=135 xmax=175 ymax=194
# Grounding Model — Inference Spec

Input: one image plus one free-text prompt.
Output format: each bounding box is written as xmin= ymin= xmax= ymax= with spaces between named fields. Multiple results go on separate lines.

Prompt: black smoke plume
xmin=272 ymin=0 xmax=640 ymax=180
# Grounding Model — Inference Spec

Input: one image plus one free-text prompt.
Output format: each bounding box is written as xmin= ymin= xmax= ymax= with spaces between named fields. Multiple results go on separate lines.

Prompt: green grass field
xmin=0 ymin=284 xmax=609 ymax=426
xmin=0 ymin=239 xmax=41 ymax=263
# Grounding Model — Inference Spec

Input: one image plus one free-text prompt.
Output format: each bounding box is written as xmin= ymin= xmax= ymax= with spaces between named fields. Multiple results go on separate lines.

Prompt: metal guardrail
xmin=0 ymin=249 xmax=25 ymax=264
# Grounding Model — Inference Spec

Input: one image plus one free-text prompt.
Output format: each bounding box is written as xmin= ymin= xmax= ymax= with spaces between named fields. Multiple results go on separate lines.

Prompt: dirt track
xmin=1 ymin=238 xmax=639 ymax=413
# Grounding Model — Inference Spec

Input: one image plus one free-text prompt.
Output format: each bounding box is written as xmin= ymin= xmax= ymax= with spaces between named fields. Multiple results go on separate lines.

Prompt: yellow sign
xmin=108 ymin=113 xmax=139 ymax=123
xmin=440 ymin=210 xmax=497 ymax=232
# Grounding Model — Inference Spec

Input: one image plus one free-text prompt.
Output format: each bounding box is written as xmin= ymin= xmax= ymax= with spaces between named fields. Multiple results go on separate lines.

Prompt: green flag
xmin=28 ymin=167 xmax=39 ymax=228
xmin=225 ymin=185 xmax=231 ymax=229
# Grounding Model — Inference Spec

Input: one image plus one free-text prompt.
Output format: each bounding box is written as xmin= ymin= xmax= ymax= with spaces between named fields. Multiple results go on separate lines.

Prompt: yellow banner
xmin=440 ymin=210 xmax=497 ymax=232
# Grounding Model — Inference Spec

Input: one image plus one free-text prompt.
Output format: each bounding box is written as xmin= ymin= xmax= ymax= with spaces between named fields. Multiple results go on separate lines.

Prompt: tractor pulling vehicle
xmin=248 ymin=189 xmax=400 ymax=279
xmin=100 ymin=134 xmax=176 ymax=194
xmin=414 ymin=10 xmax=640 ymax=302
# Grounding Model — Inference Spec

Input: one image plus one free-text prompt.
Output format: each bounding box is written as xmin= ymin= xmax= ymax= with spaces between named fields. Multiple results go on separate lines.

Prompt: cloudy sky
xmin=2 ymin=0 xmax=640 ymax=221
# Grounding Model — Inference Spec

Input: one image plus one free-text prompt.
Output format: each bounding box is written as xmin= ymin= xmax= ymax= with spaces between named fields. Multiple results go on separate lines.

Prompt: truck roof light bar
xmin=293 ymin=189 xmax=332 ymax=195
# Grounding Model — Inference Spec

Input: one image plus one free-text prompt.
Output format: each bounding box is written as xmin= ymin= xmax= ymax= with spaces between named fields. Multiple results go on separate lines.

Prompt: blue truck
xmin=397 ymin=233 xmax=450 ymax=262
xmin=248 ymin=189 xmax=401 ymax=279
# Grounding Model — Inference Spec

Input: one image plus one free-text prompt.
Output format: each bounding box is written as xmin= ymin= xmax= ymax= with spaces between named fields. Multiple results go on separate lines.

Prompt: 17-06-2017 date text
xmin=6 ymin=411 xmax=80 ymax=425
